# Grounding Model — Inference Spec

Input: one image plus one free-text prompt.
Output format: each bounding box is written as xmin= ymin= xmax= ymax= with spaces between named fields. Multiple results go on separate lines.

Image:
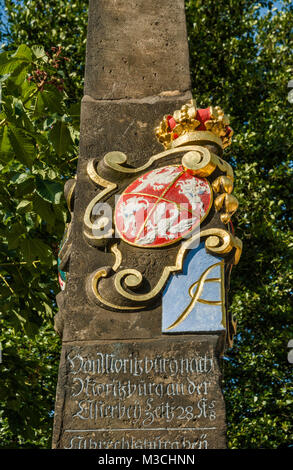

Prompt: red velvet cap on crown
xmin=155 ymin=101 xmax=233 ymax=151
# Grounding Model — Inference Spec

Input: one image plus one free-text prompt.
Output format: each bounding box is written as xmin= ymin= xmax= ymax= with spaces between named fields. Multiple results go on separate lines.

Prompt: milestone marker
xmin=52 ymin=0 xmax=242 ymax=450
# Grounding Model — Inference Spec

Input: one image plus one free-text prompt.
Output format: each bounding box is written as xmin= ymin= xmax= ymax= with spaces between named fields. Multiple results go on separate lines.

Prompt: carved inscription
xmin=69 ymin=352 xmax=216 ymax=424
xmin=64 ymin=434 xmax=210 ymax=450
xmin=59 ymin=340 xmax=226 ymax=449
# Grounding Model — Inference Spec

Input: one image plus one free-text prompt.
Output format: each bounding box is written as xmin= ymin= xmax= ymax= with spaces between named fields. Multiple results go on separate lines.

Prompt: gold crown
xmin=155 ymin=100 xmax=233 ymax=150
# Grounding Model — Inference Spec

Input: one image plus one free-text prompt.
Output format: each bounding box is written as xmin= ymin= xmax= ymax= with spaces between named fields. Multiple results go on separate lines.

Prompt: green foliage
xmin=0 ymin=43 xmax=78 ymax=446
xmin=1 ymin=0 xmax=88 ymax=101
xmin=0 ymin=326 xmax=60 ymax=448
xmin=185 ymin=0 xmax=293 ymax=448
xmin=0 ymin=0 xmax=292 ymax=449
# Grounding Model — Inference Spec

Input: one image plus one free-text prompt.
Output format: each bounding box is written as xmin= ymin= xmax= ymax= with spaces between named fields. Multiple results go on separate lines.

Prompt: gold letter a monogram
xmin=166 ymin=261 xmax=225 ymax=331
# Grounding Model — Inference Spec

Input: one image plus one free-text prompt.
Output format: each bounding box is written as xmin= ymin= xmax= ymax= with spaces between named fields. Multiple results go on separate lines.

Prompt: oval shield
xmin=115 ymin=165 xmax=212 ymax=247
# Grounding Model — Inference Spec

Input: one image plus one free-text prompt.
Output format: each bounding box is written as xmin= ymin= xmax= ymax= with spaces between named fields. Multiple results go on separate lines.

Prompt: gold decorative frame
xmin=83 ymin=145 xmax=242 ymax=312
xmin=87 ymin=228 xmax=241 ymax=311
xmin=84 ymin=145 xmax=235 ymax=244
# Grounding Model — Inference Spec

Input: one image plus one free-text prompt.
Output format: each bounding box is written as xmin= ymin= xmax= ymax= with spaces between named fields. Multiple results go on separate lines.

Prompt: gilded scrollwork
xmin=87 ymin=227 xmax=242 ymax=311
xmin=82 ymin=98 xmax=242 ymax=346
xmin=84 ymin=145 xmax=236 ymax=247
xmin=83 ymin=159 xmax=117 ymax=247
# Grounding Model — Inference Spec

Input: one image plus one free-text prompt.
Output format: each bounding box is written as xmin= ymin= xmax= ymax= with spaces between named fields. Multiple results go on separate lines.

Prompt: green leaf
xmin=43 ymin=302 xmax=53 ymax=317
xmin=19 ymin=238 xmax=37 ymax=263
xmin=12 ymin=65 xmax=30 ymax=87
xmin=0 ymin=73 xmax=11 ymax=84
xmin=14 ymin=177 xmax=35 ymax=198
xmin=31 ymin=45 xmax=47 ymax=61
xmin=30 ymin=89 xmax=63 ymax=117
xmin=0 ymin=126 xmax=13 ymax=162
xmin=42 ymin=89 xmax=64 ymax=114
xmin=6 ymin=222 xmax=26 ymax=249
xmin=32 ymin=194 xmax=55 ymax=226
xmin=12 ymin=45 xmax=33 ymax=61
xmin=13 ymin=310 xmax=27 ymax=323
xmin=35 ymin=176 xmax=63 ymax=204
xmin=0 ymin=51 xmax=16 ymax=75
xmin=16 ymin=200 xmax=32 ymax=212
xmin=31 ymin=239 xmax=52 ymax=262
xmin=10 ymin=172 xmax=31 ymax=185
xmin=23 ymin=321 xmax=41 ymax=338
xmin=68 ymin=102 xmax=81 ymax=130
xmin=19 ymin=238 xmax=52 ymax=264
xmin=48 ymin=120 xmax=73 ymax=156
xmin=0 ymin=46 xmax=32 ymax=75
xmin=7 ymin=125 xmax=36 ymax=167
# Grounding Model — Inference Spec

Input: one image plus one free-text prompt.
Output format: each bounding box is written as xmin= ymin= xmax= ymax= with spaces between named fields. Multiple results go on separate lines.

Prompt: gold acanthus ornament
xmin=212 ymin=175 xmax=239 ymax=224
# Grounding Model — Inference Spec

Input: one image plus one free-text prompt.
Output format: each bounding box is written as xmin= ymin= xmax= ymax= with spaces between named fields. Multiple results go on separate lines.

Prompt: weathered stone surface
xmin=52 ymin=336 xmax=226 ymax=449
xmin=84 ymin=0 xmax=191 ymax=99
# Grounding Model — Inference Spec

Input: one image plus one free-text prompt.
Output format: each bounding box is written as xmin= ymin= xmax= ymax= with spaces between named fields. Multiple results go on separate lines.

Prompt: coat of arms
xmin=59 ymin=99 xmax=242 ymax=347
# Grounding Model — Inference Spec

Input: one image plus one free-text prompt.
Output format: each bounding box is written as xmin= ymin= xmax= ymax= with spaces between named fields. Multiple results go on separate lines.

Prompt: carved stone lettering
xmin=53 ymin=337 xmax=226 ymax=449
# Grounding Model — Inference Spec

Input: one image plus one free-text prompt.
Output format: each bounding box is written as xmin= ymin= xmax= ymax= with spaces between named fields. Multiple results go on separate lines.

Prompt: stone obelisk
xmin=52 ymin=0 xmax=241 ymax=450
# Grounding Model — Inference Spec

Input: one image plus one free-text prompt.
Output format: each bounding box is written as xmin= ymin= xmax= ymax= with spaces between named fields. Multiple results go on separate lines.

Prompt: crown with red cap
xmin=155 ymin=99 xmax=233 ymax=151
